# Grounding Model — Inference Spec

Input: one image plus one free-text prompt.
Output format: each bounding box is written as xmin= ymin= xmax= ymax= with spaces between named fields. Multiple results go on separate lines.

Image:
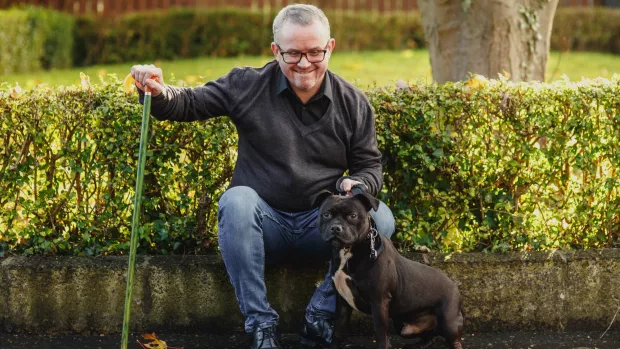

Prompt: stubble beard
xmin=293 ymin=72 xmax=318 ymax=91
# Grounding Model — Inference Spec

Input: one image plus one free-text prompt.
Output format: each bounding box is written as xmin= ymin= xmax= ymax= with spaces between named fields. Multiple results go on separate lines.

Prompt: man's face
xmin=271 ymin=21 xmax=335 ymax=96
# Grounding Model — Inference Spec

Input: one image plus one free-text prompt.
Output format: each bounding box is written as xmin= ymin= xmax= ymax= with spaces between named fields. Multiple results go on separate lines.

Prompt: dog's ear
xmin=310 ymin=190 xmax=334 ymax=208
xmin=353 ymin=192 xmax=380 ymax=212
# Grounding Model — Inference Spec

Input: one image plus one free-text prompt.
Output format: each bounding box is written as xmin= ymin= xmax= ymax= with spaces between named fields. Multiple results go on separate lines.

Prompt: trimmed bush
xmin=1 ymin=6 xmax=618 ymax=73
xmin=1 ymin=76 xmax=619 ymax=256
xmin=0 ymin=9 xmax=43 ymax=75
xmin=30 ymin=6 xmax=75 ymax=70
xmin=69 ymin=6 xmax=620 ymax=66
xmin=0 ymin=6 xmax=74 ymax=74
xmin=372 ymin=76 xmax=620 ymax=252
xmin=72 ymin=8 xmax=423 ymax=67
xmin=551 ymin=7 xmax=620 ymax=54
xmin=0 ymin=78 xmax=236 ymax=256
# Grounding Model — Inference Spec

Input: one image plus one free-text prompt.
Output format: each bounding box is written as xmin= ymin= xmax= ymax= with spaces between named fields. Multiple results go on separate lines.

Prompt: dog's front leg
xmin=370 ymin=298 xmax=391 ymax=349
xmin=330 ymin=293 xmax=352 ymax=349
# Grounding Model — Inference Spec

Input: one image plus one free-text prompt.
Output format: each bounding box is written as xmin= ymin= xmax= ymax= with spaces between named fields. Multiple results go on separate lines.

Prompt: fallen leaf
xmin=10 ymin=83 xmax=22 ymax=98
xmin=138 ymin=332 xmax=183 ymax=349
xmin=466 ymin=74 xmax=487 ymax=90
xmin=124 ymin=73 xmax=136 ymax=94
xmin=80 ymin=72 xmax=91 ymax=90
xmin=141 ymin=333 xmax=160 ymax=341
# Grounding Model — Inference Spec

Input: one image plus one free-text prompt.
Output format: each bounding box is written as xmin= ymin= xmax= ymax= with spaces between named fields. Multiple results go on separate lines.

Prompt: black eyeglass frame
xmin=276 ymin=40 xmax=331 ymax=64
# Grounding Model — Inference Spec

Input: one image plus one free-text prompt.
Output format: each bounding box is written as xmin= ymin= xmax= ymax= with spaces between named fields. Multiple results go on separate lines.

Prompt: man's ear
xmin=310 ymin=190 xmax=333 ymax=208
xmin=271 ymin=42 xmax=279 ymax=59
xmin=353 ymin=192 xmax=380 ymax=212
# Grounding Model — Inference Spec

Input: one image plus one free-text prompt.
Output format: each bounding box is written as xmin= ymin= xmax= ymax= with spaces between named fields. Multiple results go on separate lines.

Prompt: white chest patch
xmin=332 ymin=249 xmax=359 ymax=311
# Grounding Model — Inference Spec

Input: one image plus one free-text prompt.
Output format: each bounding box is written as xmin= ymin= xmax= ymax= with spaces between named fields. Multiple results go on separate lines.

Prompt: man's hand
xmin=130 ymin=64 xmax=165 ymax=96
xmin=340 ymin=178 xmax=364 ymax=196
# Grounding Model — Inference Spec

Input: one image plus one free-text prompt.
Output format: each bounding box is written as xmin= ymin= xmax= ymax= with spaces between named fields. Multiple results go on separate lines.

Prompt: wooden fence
xmin=0 ymin=0 xmax=606 ymax=16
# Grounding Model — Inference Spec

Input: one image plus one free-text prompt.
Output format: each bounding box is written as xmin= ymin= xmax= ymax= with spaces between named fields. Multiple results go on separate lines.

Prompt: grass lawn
xmin=1 ymin=50 xmax=618 ymax=90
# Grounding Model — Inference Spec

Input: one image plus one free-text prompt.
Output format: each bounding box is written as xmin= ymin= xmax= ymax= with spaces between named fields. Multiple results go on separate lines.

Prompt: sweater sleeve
xmin=343 ymin=95 xmax=383 ymax=196
xmin=137 ymin=69 xmax=241 ymax=122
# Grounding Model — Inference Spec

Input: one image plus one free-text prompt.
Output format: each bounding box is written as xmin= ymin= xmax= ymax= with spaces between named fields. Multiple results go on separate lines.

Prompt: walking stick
xmin=121 ymin=78 xmax=156 ymax=349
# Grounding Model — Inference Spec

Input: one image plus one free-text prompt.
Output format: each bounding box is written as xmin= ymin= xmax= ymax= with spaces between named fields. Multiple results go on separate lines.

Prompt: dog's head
xmin=311 ymin=190 xmax=380 ymax=249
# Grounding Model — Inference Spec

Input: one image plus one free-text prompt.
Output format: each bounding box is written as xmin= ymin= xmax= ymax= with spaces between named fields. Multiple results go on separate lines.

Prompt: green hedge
xmin=72 ymin=8 xmax=423 ymax=66
xmin=373 ymin=76 xmax=620 ymax=252
xmin=71 ymin=7 xmax=618 ymax=67
xmin=0 ymin=79 xmax=235 ymax=256
xmin=0 ymin=7 xmax=74 ymax=75
xmin=1 ymin=6 xmax=618 ymax=74
xmin=551 ymin=8 xmax=620 ymax=54
xmin=1 ymin=76 xmax=619 ymax=256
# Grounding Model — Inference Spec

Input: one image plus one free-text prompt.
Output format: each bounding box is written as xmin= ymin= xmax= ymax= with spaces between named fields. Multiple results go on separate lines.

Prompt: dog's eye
xmin=322 ymin=212 xmax=332 ymax=219
xmin=348 ymin=213 xmax=357 ymax=219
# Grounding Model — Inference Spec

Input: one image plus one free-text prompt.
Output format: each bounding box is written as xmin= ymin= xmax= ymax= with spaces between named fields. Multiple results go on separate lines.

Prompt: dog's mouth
xmin=329 ymin=237 xmax=352 ymax=250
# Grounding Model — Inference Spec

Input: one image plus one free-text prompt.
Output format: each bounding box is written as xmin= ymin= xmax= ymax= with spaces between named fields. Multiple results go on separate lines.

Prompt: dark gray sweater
xmin=144 ymin=60 xmax=382 ymax=212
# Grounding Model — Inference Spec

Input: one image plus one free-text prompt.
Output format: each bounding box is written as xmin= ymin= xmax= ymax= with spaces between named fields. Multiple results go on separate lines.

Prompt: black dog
xmin=311 ymin=190 xmax=464 ymax=349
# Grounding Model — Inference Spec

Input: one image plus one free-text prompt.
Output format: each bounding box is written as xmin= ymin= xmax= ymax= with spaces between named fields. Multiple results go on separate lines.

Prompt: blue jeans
xmin=217 ymin=186 xmax=395 ymax=333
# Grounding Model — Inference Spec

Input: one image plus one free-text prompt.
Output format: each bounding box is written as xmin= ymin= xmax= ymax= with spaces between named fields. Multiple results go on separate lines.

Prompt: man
xmin=130 ymin=4 xmax=395 ymax=349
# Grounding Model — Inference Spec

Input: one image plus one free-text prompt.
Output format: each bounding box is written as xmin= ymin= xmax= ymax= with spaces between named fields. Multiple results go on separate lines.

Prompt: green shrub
xmin=1 ymin=76 xmax=619 ymax=256
xmin=73 ymin=8 xmax=274 ymax=66
xmin=29 ymin=7 xmax=75 ymax=70
xmin=0 ymin=9 xmax=43 ymax=75
xmin=372 ymin=75 xmax=620 ymax=252
xmin=551 ymin=7 xmax=620 ymax=54
xmin=2 ymin=6 xmax=618 ymax=73
xmin=0 ymin=6 xmax=74 ymax=74
xmin=70 ymin=6 xmax=620 ymax=67
xmin=0 ymin=78 xmax=236 ymax=256
xmin=71 ymin=8 xmax=423 ymax=66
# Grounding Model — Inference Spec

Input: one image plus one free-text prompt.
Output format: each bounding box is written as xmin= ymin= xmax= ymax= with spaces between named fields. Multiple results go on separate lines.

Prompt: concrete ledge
xmin=1 ymin=249 xmax=619 ymax=334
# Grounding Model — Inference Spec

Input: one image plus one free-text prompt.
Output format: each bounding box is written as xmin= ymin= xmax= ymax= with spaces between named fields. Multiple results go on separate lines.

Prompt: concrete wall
xmin=1 ymin=249 xmax=619 ymax=334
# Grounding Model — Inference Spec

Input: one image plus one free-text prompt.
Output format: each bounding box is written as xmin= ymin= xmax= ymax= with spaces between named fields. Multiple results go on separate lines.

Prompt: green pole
xmin=121 ymin=85 xmax=153 ymax=349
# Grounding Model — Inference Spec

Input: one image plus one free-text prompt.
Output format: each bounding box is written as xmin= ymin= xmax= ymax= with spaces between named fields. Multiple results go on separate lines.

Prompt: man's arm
xmin=139 ymin=82 xmax=235 ymax=122
xmin=131 ymin=64 xmax=240 ymax=122
xmin=338 ymin=97 xmax=383 ymax=196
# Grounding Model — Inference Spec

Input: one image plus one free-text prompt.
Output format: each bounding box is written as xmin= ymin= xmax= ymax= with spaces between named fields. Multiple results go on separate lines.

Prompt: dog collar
xmin=367 ymin=216 xmax=384 ymax=261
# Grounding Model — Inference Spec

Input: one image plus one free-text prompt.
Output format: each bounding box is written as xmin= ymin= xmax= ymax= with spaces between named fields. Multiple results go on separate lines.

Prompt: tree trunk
xmin=419 ymin=0 xmax=559 ymax=83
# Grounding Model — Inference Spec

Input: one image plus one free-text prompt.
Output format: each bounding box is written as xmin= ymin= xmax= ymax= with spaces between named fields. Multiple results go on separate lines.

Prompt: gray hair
xmin=272 ymin=4 xmax=330 ymax=42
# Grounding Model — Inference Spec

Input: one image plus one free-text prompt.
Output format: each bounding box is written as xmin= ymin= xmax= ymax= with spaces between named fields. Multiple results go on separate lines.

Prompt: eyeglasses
xmin=276 ymin=41 xmax=330 ymax=64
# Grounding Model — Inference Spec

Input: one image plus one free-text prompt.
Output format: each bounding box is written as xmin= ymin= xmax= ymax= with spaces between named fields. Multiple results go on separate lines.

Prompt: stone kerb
xmin=1 ymin=249 xmax=619 ymax=334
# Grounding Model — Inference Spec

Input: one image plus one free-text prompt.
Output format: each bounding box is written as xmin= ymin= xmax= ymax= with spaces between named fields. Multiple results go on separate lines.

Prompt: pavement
xmin=1 ymin=330 xmax=619 ymax=349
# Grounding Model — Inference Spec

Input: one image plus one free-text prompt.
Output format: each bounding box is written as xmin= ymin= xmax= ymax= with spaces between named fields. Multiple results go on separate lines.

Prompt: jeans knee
xmin=218 ymin=186 xmax=262 ymax=222
xmin=218 ymin=186 xmax=264 ymax=256
xmin=371 ymin=201 xmax=395 ymax=238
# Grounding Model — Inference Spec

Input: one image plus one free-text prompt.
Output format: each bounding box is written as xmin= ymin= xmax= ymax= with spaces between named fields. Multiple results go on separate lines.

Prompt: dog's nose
xmin=330 ymin=225 xmax=343 ymax=234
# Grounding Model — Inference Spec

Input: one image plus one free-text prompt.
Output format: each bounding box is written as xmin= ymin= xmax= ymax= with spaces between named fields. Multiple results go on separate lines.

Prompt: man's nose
xmin=297 ymin=54 xmax=312 ymax=68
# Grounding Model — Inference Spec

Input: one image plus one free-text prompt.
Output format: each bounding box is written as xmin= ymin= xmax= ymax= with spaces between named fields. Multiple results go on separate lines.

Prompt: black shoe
xmin=251 ymin=324 xmax=282 ymax=349
xmin=299 ymin=318 xmax=334 ymax=348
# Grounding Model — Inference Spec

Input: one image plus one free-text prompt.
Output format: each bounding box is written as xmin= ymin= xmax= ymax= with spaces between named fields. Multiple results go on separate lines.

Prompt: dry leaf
xmin=80 ymin=72 xmax=91 ymax=90
xmin=137 ymin=332 xmax=183 ymax=349
xmin=123 ymin=73 xmax=136 ymax=94
xmin=10 ymin=83 xmax=22 ymax=98
xmin=466 ymin=74 xmax=487 ymax=90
